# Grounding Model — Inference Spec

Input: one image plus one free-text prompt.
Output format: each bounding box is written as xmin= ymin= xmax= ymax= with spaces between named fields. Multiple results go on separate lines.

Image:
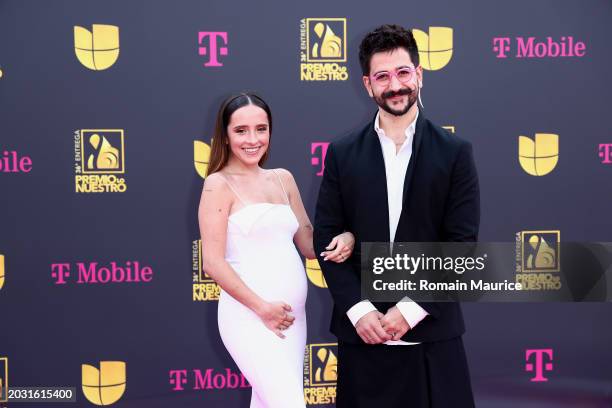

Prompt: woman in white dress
xmin=198 ymin=92 xmax=354 ymax=408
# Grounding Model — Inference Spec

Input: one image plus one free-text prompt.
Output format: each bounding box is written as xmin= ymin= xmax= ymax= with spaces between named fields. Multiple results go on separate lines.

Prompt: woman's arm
xmin=276 ymin=169 xmax=317 ymax=259
xmin=199 ymin=173 xmax=294 ymax=338
xmin=277 ymin=168 xmax=354 ymax=262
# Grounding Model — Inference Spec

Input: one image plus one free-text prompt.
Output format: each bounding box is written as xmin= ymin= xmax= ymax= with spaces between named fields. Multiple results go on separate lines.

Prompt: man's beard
xmin=374 ymin=87 xmax=418 ymax=116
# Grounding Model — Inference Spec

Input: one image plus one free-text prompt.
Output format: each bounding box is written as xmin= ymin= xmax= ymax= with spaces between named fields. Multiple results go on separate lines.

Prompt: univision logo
xmin=74 ymin=25 xmax=120 ymax=70
xmin=305 ymin=258 xmax=327 ymax=288
xmin=0 ymin=254 xmax=5 ymax=290
xmin=82 ymin=361 xmax=126 ymax=405
xmin=518 ymin=133 xmax=559 ymax=176
xmin=412 ymin=27 xmax=453 ymax=70
xmin=194 ymin=140 xmax=212 ymax=178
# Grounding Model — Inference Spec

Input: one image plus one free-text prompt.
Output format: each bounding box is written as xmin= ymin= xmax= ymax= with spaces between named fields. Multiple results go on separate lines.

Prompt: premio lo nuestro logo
xmin=300 ymin=18 xmax=348 ymax=81
xmin=74 ymin=129 xmax=127 ymax=193
xmin=303 ymin=343 xmax=337 ymax=405
xmin=0 ymin=357 xmax=7 ymax=403
xmin=515 ymin=230 xmax=561 ymax=291
xmin=193 ymin=239 xmax=220 ymax=301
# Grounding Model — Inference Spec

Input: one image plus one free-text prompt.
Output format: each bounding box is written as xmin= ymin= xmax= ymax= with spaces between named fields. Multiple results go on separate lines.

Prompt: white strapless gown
xmin=218 ymin=203 xmax=308 ymax=408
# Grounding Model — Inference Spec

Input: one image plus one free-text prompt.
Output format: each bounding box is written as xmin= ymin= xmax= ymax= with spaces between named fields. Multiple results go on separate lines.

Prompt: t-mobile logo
xmin=198 ymin=32 xmax=228 ymax=67
xmin=598 ymin=143 xmax=612 ymax=164
xmin=311 ymin=142 xmax=329 ymax=176
xmin=525 ymin=348 xmax=554 ymax=382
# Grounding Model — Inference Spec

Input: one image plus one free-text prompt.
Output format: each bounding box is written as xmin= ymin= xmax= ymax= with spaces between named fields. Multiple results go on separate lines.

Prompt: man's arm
xmin=313 ymin=143 xmax=362 ymax=315
xmin=442 ymin=141 xmax=480 ymax=242
xmin=383 ymin=140 xmax=480 ymax=334
xmin=314 ymin=143 xmax=392 ymax=344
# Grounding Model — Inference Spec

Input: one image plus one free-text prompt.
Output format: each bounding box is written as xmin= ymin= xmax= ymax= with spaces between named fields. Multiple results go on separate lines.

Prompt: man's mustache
xmin=381 ymin=88 xmax=413 ymax=99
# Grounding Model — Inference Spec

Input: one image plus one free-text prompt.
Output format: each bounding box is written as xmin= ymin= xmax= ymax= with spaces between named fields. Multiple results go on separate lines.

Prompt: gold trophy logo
xmin=87 ymin=134 xmax=120 ymax=170
xmin=306 ymin=18 xmax=347 ymax=62
xmin=312 ymin=23 xmax=342 ymax=58
xmin=314 ymin=347 xmax=338 ymax=383
xmin=309 ymin=343 xmax=338 ymax=386
xmin=521 ymin=231 xmax=560 ymax=273
xmin=80 ymin=130 xmax=125 ymax=174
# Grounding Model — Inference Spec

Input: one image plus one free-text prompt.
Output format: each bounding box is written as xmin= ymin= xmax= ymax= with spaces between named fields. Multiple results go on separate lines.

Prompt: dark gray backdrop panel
xmin=0 ymin=0 xmax=610 ymax=407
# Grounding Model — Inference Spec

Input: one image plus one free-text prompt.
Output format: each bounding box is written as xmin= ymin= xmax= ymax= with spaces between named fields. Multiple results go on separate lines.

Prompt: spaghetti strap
xmin=217 ymin=173 xmax=246 ymax=205
xmin=272 ymin=169 xmax=290 ymax=204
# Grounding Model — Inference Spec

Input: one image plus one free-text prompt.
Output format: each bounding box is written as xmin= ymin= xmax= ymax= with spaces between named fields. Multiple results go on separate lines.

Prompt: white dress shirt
xmin=346 ymin=109 xmax=429 ymax=345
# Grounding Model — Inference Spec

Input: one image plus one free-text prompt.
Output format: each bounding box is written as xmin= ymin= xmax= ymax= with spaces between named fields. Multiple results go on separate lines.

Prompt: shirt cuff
xmin=346 ymin=300 xmax=378 ymax=326
xmin=396 ymin=297 xmax=429 ymax=329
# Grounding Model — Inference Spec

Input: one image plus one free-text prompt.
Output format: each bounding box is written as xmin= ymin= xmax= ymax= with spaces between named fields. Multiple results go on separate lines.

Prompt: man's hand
xmin=355 ymin=310 xmax=392 ymax=344
xmin=380 ymin=306 xmax=411 ymax=341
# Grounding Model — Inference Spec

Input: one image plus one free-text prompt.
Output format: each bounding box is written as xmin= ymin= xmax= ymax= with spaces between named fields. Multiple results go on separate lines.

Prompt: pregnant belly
xmin=230 ymin=254 xmax=308 ymax=308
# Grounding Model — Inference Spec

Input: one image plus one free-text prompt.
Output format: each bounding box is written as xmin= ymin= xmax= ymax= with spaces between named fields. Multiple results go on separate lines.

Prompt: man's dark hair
xmin=359 ymin=24 xmax=420 ymax=76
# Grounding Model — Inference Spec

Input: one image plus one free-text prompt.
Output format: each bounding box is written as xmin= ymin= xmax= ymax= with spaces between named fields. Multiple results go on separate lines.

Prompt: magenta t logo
xmin=311 ymin=142 xmax=330 ymax=176
xmin=198 ymin=32 xmax=228 ymax=67
xmin=525 ymin=348 xmax=553 ymax=382
xmin=493 ymin=37 xmax=511 ymax=58
xmin=51 ymin=263 xmax=71 ymax=284
xmin=169 ymin=369 xmax=188 ymax=391
xmin=598 ymin=143 xmax=612 ymax=164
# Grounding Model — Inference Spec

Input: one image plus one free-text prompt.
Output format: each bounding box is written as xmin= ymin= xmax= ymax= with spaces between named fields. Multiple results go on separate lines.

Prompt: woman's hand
xmin=255 ymin=301 xmax=295 ymax=339
xmin=321 ymin=231 xmax=355 ymax=263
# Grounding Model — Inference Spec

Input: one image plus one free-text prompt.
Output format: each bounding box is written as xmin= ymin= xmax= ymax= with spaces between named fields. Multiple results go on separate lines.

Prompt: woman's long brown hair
xmin=206 ymin=92 xmax=273 ymax=177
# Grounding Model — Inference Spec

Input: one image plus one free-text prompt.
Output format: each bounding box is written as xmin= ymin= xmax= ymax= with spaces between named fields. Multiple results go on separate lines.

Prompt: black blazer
xmin=314 ymin=112 xmax=480 ymax=344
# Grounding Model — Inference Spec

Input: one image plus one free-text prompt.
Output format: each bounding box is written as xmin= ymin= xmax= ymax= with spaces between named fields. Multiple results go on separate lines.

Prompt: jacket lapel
xmin=361 ymin=115 xmax=390 ymax=242
xmin=393 ymin=112 xmax=426 ymax=242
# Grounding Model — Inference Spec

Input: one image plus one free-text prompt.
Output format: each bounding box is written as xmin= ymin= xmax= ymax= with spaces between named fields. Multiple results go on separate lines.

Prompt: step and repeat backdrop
xmin=1 ymin=0 xmax=611 ymax=407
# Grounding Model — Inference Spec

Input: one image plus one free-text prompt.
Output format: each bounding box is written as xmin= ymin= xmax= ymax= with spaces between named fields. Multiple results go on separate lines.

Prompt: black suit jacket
xmin=314 ymin=112 xmax=480 ymax=344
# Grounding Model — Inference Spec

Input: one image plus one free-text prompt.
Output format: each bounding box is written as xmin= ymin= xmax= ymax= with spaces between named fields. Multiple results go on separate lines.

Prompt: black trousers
xmin=336 ymin=336 xmax=475 ymax=408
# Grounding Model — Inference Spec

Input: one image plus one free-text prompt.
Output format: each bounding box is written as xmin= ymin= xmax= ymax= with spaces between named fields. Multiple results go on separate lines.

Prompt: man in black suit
xmin=314 ymin=24 xmax=479 ymax=407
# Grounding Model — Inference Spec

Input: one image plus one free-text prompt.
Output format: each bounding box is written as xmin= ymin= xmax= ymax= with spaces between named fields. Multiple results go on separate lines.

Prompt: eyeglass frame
xmin=368 ymin=66 xmax=420 ymax=86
